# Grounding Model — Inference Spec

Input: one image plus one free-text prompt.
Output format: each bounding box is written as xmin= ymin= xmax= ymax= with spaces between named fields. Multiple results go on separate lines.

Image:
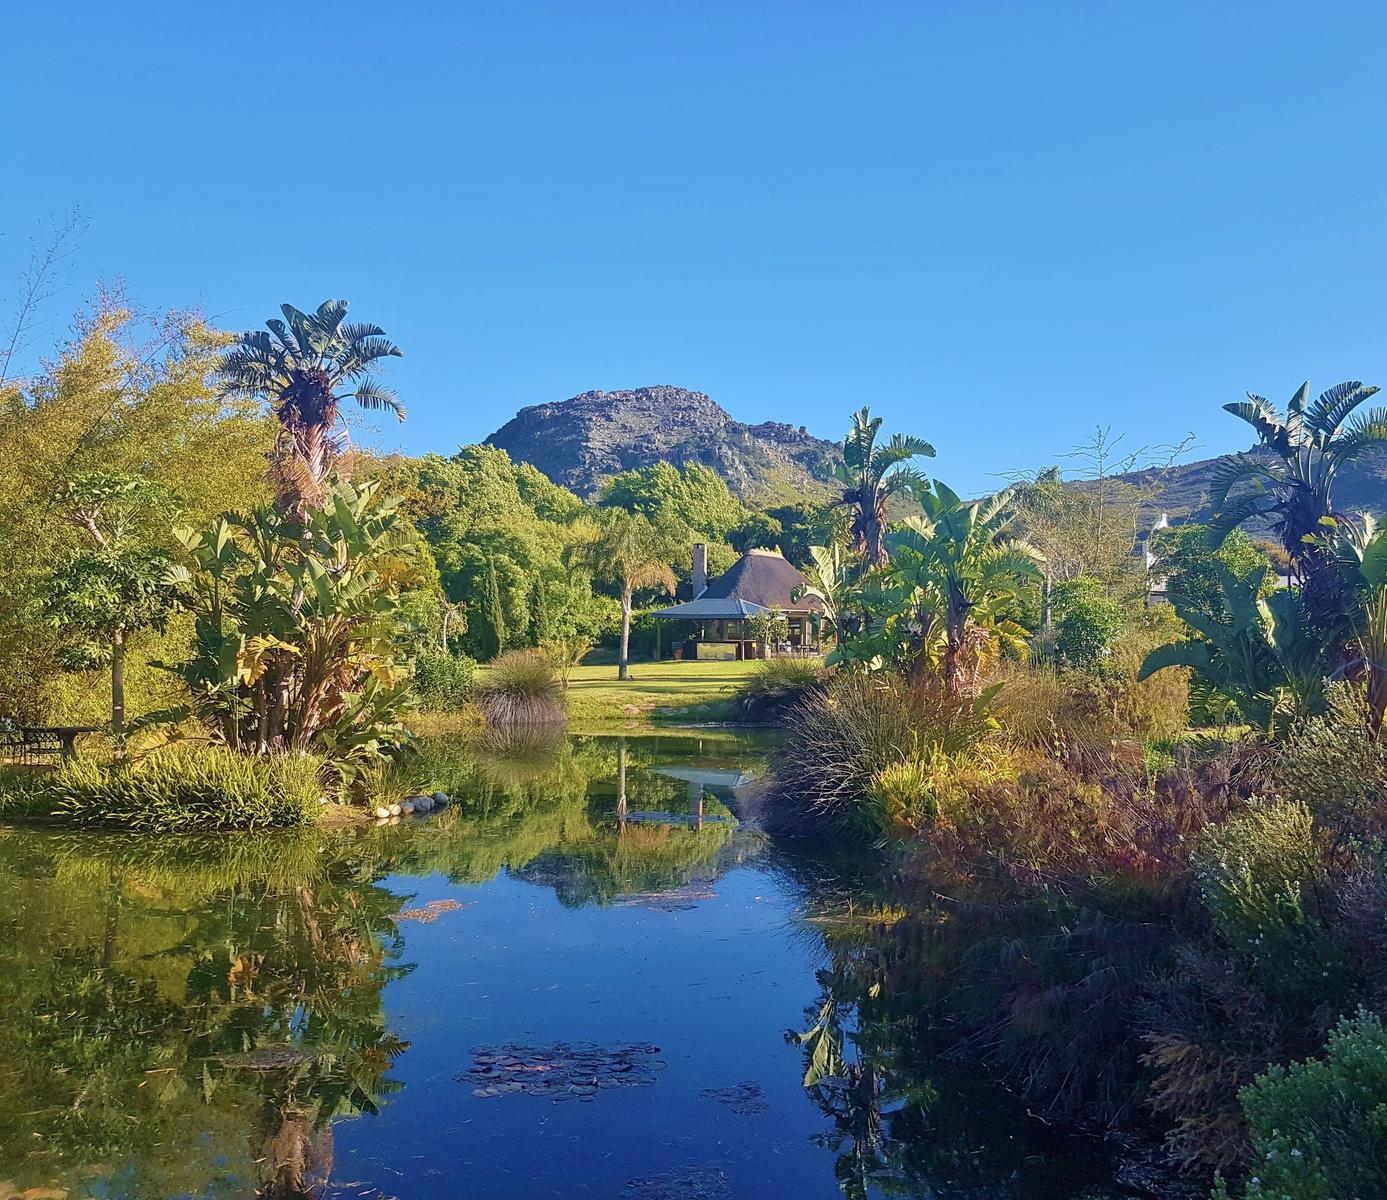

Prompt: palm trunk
xmin=111 ymin=630 xmax=126 ymax=745
xmin=618 ymin=586 xmax=633 ymax=681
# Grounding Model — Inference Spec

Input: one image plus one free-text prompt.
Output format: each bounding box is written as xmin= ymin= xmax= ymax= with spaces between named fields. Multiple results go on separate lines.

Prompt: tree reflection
xmin=0 ymin=831 xmax=409 ymax=1198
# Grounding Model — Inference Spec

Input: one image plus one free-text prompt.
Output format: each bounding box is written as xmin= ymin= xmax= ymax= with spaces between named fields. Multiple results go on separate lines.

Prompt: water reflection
xmin=0 ymin=732 xmax=1156 ymax=1200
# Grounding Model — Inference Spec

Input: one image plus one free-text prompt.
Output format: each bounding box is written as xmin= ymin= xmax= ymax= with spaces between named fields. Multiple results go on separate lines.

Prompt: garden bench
xmin=0 ymin=724 xmax=98 ymax=764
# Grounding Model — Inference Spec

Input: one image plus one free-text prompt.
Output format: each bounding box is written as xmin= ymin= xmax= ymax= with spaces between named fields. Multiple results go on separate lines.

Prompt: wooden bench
xmin=0 ymin=725 xmax=98 ymax=764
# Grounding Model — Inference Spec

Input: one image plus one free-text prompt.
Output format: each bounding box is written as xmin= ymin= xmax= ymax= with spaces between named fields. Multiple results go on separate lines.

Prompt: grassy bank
xmin=561 ymin=659 xmax=764 ymax=726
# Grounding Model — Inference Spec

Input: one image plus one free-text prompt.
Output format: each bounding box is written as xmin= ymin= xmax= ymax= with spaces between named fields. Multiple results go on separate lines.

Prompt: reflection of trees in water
xmin=782 ymin=848 xmax=1135 ymax=1199
xmin=372 ymin=734 xmax=760 ymax=906
xmin=0 ymin=733 xmax=780 ymax=1196
xmin=0 ymin=831 xmax=409 ymax=1199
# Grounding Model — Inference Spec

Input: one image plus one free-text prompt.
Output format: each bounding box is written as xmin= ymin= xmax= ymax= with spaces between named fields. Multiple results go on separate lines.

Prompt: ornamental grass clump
xmin=3 ymin=745 xmax=324 ymax=832
xmin=476 ymin=650 xmax=565 ymax=727
xmin=767 ymin=673 xmax=1000 ymax=839
xmin=736 ymin=657 xmax=826 ymax=722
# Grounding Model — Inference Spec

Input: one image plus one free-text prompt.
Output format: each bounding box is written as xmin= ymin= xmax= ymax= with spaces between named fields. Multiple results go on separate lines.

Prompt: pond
xmin=0 ymin=731 xmax=1164 ymax=1200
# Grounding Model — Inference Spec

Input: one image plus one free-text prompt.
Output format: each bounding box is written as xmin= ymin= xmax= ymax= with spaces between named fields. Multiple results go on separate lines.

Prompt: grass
xmin=558 ymin=659 xmax=765 ymax=727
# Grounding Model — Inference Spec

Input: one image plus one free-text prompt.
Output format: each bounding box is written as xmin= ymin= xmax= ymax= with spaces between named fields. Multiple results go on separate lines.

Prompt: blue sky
xmin=3 ymin=2 xmax=1385 ymax=494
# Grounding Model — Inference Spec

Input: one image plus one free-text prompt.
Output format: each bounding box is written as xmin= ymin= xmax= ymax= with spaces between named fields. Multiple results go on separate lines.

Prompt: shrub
xmin=1 ymin=746 xmax=324 ymax=832
xmin=476 ymin=650 xmax=565 ymax=726
xmin=736 ymin=658 xmax=825 ymax=722
xmin=412 ymin=650 xmax=476 ymax=710
xmin=1274 ymin=683 xmax=1387 ymax=835
xmin=1052 ymin=577 xmax=1126 ymax=670
xmin=865 ymin=742 xmax=1015 ymax=837
xmin=1213 ymin=1009 xmax=1387 ymax=1200
xmin=767 ymin=673 xmax=997 ymax=838
xmin=1193 ymin=798 xmax=1345 ymax=1008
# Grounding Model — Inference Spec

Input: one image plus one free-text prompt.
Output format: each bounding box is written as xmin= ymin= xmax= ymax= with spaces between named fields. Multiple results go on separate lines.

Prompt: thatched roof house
xmin=651 ymin=545 xmax=821 ymax=658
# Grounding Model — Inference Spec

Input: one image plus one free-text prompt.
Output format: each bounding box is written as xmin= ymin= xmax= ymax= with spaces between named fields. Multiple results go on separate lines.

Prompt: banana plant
xmin=1139 ymin=563 xmax=1327 ymax=736
xmin=831 ymin=407 xmax=935 ymax=570
xmin=162 ymin=479 xmax=419 ymax=777
xmin=1211 ymin=380 xmax=1386 ymax=631
xmin=1317 ymin=514 xmax=1387 ymax=733
xmin=881 ymin=482 xmax=1044 ymax=698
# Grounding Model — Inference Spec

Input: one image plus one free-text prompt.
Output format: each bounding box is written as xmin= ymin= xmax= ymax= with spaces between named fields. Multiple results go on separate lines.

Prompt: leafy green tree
xmin=368 ymin=447 xmax=603 ymax=659
xmin=0 ymin=303 xmax=272 ymax=721
xmin=481 ymin=556 xmax=507 ymax=660
xmin=566 ymin=508 xmax=679 ymax=680
xmin=763 ymin=500 xmax=843 ymax=567
xmin=1150 ymin=523 xmax=1274 ymax=613
xmin=600 ymin=461 xmax=750 ymax=541
xmin=43 ymin=473 xmax=178 ymax=738
xmin=219 ymin=300 xmax=403 ymax=512
xmin=1211 ymin=380 xmax=1387 ymax=626
xmin=831 ymin=407 xmax=935 ymax=569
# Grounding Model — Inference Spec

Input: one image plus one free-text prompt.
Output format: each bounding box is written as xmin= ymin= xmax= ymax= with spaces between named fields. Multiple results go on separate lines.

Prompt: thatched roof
xmin=701 ymin=548 xmax=819 ymax=612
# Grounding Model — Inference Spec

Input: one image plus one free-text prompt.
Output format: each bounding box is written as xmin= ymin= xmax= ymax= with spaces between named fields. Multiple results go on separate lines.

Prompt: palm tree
xmin=1211 ymin=380 xmax=1386 ymax=621
xmin=884 ymin=482 xmax=1043 ymax=698
xmin=832 ymin=408 xmax=934 ymax=570
xmin=566 ymin=508 xmax=678 ymax=680
xmin=793 ymin=542 xmax=853 ymax=644
xmin=220 ymin=300 xmax=404 ymax=512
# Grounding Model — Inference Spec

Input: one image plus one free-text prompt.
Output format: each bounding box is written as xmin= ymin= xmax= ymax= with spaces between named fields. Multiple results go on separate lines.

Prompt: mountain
xmin=485 ymin=385 xmax=841 ymax=504
xmin=1100 ymin=446 xmax=1387 ymax=528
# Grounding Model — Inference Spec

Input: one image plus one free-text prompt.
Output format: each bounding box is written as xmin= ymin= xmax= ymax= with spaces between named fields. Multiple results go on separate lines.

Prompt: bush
xmin=1053 ymin=577 xmax=1126 ymax=671
xmin=1213 ymin=1009 xmax=1387 ymax=1200
xmin=413 ymin=650 xmax=476 ymax=710
xmin=1 ymin=746 xmax=324 ymax=832
xmin=865 ymin=742 xmax=1015 ymax=837
xmin=476 ymin=650 xmax=565 ymax=726
xmin=1274 ymin=683 xmax=1387 ymax=835
xmin=736 ymin=658 xmax=825 ymax=722
xmin=1193 ymin=798 xmax=1345 ymax=1008
xmin=767 ymin=673 xmax=997 ymax=838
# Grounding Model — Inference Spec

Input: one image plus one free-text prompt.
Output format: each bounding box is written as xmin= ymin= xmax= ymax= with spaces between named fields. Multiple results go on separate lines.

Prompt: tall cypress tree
xmin=531 ymin=576 xmax=552 ymax=646
xmin=482 ymin=557 xmax=507 ymax=660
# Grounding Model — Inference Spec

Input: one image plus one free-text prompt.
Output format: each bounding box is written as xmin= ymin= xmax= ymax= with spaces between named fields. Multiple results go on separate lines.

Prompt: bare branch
xmin=0 ymin=210 xmax=88 ymax=385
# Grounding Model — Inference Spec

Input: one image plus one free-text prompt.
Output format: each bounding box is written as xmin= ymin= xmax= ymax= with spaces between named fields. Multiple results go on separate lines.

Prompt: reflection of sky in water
xmin=0 ymin=732 xmax=1139 ymax=1200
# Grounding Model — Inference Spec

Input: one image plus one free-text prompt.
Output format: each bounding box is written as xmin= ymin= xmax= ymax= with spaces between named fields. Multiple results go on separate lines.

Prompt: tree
xmin=168 ymin=479 xmax=419 ymax=782
xmin=1211 ymin=380 xmax=1387 ymax=626
xmin=1149 ymin=522 xmax=1274 ymax=614
xmin=481 ymin=556 xmax=507 ymax=660
xmin=43 ymin=473 xmax=177 ymax=740
xmin=566 ymin=509 xmax=678 ymax=680
xmin=882 ymin=483 xmax=1043 ymax=698
xmin=831 ymin=408 xmax=934 ymax=570
xmin=0 ymin=302 xmax=272 ymax=722
xmin=600 ymin=461 xmax=750 ymax=541
xmin=746 ymin=605 xmax=789 ymax=657
xmin=219 ymin=300 xmax=404 ymax=512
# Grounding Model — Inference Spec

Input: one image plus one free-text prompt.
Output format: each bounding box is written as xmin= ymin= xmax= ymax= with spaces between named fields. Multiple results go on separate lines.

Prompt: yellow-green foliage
xmin=866 ymin=742 xmax=1015 ymax=837
xmin=1274 ymin=683 xmax=1387 ymax=832
xmin=0 ymin=304 xmax=273 ymax=723
xmin=1193 ymin=798 xmax=1344 ymax=1006
xmin=2 ymin=746 xmax=324 ymax=832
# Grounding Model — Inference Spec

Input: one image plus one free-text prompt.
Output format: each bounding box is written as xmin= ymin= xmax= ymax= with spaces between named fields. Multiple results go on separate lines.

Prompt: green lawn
xmin=562 ymin=659 xmax=762 ymax=726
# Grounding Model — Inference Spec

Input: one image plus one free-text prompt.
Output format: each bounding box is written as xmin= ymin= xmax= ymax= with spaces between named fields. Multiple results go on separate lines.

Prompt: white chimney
xmin=692 ymin=543 xmax=708 ymax=597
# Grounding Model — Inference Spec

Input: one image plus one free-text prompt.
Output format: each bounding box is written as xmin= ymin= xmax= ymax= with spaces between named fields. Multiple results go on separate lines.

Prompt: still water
xmin=0 ymin=732 xmax=1150 ymax=1200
